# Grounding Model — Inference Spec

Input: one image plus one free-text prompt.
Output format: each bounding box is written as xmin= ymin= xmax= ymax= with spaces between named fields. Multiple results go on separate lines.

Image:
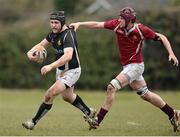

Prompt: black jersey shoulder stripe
xmin=69 ymin=30 xmax=80 ymax=66
xmin=64 ymin=30 xmax=70 ymax=70
xmin=63 ymin=30 xmax=69 ymax=44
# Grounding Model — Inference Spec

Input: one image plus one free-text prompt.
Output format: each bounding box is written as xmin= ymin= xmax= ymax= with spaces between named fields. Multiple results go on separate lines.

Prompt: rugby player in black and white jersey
xmin=22 ymin=11 xmax=96 ymax=130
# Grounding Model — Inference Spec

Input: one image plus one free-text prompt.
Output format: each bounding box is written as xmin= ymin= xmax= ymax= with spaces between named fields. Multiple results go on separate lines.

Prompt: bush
xmin=0 ymin=8 xmax=179 ymax=90
xmin=53 ymin=0 xmax=79 ymax=15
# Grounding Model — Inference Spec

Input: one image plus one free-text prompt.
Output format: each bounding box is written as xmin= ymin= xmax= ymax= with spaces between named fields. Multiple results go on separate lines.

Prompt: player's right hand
xmin=27 ymin=50 xmax=38 ymax=62
xmin=69 ymin=22 xmax=80 ymax=31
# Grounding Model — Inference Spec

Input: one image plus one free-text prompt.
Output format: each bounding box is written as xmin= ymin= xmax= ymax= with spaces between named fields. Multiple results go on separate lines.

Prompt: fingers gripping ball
xmin=32 ymin=46 xmax=47 ymax=63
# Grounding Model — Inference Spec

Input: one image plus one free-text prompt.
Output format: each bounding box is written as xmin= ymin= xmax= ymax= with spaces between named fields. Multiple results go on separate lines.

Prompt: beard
xmin=52 ymin=28 xmax=60 ymax=33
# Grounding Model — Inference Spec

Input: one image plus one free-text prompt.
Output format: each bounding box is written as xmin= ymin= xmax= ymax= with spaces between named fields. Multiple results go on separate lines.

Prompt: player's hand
xmin=69 ymin=22 xmax=80 ymax=31
xmin=41 ymin=64 xmax=53 ymax=75
xmin=169 ymin=54 xmax=179 ymax=66
xmin=27 ymin=50 xmax=38 ymax=62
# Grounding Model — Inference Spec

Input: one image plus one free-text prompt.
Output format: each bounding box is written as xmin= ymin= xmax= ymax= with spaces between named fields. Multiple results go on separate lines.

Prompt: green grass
xmin=0 ymin=89 xmax=180 ymax=136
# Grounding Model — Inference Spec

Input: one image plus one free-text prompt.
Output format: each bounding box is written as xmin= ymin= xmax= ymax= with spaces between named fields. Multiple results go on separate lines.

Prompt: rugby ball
xmin=32 ymin=46 xmax=47 ymax=63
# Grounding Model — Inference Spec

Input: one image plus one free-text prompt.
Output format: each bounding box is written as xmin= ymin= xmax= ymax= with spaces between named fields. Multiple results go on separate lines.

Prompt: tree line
xmin=0 ymin=1 xmax=179 ymax=90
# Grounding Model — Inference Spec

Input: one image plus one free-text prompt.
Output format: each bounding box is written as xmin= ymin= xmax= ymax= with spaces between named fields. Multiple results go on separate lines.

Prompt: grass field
xmin=0 ymin=89 xmax=180 ymax=136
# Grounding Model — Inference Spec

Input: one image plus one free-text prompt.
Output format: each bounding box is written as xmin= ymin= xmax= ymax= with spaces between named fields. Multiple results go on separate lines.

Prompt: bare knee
xmin=135 ymin=86 xmax=152 ymax=101
xmin=44 ymin=90 xmax=58 ymax=103
xmin=62 ymin=94 xmax=71 ymax=102
xmin=106 ymin=78 xmax=123 ymax=101
xmin=62 ymin=91 xmax=75 ymax=103
xmin=141 ymin=91 xmax=152 ymax=101
xmin=106 ymin=84 xmax=116 ymax=100
xmin=44 ymin=93 xmax=52 ymax=103
xmin=141 ymin=93 xmax=149 ymax=101
xmin=107 ymin=84 xmax=116 ymax=93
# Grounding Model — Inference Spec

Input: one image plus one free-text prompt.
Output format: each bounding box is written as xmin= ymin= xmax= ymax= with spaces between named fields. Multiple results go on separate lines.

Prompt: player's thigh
xmin=130 ymin=79 xmax=146 ymax=90
xmin=130 ymin=78 xmax=149 ymax=96
xmin=121 ymin=63 xmax=144 ymax=83
xmin=56 ymin=67 xmax=81 ymax=88
xmin=109 ymin=72 xmax=129 ymax=91
xmin=45 ymin=80 xmax=66 ymax=97
xmin=115 ymin=73 xmax=129 ymax=87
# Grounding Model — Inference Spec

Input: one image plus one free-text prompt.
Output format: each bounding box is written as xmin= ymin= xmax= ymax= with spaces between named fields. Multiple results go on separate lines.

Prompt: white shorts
xmin=121 ymin=62 xmax=144 ymax=83
xmin=56 ymin=67 xmax=81 ymax=88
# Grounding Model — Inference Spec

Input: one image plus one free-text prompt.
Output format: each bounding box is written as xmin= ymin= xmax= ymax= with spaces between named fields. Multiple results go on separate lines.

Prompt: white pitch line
xmin=127 ymin=121 xmax=141 ymax=126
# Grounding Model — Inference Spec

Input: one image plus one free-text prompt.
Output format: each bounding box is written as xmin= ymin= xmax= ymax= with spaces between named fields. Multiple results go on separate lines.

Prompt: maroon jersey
xmin=104 ymin=19 xmax=157 ymax=66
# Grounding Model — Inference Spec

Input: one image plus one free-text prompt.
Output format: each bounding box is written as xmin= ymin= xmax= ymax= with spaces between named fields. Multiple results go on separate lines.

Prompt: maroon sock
xmin=161 ymin=104 xmax=174 ymax=119
xmin=97 ymin=107 xmax=108 ymax=124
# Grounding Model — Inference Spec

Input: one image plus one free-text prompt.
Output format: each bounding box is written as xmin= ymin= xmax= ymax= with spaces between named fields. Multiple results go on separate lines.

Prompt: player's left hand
xmin=169 ymin=54 xmax=179 ymax=66
xmin=69 ymin=22 xmax=80 ymax=31
xmin=41 ymin=64 xmax=53 ymax=75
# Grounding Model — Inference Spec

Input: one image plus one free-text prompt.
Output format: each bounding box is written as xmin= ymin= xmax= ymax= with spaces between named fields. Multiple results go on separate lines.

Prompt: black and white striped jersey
xmin=46 ymin=28 xmax=80 ymax=70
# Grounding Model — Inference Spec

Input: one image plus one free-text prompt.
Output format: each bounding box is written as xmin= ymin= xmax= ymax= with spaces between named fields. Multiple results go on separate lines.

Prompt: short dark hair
xmin=50 ymin=11 xmax=65 ymax=26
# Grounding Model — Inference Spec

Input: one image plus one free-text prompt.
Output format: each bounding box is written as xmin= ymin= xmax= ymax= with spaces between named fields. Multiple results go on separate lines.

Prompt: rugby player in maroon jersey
xmin=70 ymin=7 xmax=179 ymax=132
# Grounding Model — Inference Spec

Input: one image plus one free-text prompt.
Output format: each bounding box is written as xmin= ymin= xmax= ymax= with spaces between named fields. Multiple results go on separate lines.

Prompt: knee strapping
xmin=110 ymin=78 xmax=122 ymax=90
xmin=136 ymin=86 xmax=149 ymax=96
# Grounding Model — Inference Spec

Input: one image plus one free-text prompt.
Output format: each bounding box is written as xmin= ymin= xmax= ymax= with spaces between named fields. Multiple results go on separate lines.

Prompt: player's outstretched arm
xmin=156 ymin=33 xmax=179 ymax=66
xmin=69 ymin=21 xmax=104 ymax=31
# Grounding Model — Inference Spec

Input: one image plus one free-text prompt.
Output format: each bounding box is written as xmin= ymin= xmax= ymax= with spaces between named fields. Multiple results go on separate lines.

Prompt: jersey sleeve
xmin=45 ymin=32 xmax=52 ymax=42
xmin=104 ymin=19 xmax=120 ymax=30
xmin=139 ymin=24 xmax=158 ymax=40
xmin=63 ymin=30 xmax=74 ymax=48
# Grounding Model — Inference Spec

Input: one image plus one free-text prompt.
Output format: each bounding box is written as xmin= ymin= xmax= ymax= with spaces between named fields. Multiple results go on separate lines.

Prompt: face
xmin=50 ymin=20 xmax=61 ymax=33
xmin=118 ymin=16 xmax=126 ymax=28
